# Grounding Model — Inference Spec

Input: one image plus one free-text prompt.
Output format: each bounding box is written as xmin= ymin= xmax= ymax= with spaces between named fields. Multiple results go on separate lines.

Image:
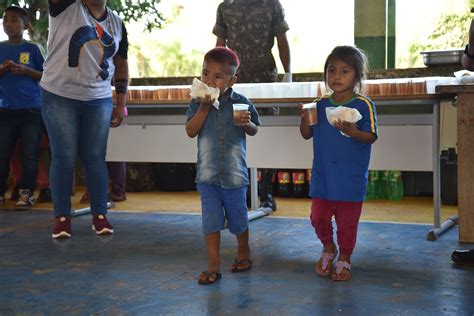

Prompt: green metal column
xmin=354 ymin=0 xmax=395 ymax=69
xmin=387 ymin=0 xmax=396 ymax=68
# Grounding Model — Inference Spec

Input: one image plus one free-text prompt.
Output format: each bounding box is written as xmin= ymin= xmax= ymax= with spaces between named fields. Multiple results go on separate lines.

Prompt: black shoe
xmin=259 ymin=169 xmax=277 ymax=211
xmin=37 ymin=188 xmax=52 ymax=203
xmin=451 ymin=249 xmax=474 ymax=267
xmin=259 ymin=201 xmax=277 ymax=212
xmin=16 ymin=189 xmax=35 ymax=209
xmin=10 ymin=185 xmax=20 ymax=201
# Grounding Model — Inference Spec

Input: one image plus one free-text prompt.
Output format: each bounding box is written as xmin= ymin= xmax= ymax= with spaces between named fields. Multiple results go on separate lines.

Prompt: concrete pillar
xmin=354 ymin=0 xmax=396 ymax=69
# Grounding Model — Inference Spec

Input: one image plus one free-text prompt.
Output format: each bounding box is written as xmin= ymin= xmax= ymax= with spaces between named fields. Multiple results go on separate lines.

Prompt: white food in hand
xmin=190 ymin=78 xmax=220 ymax=109
xmin=326 ymin=106 xmax=362 ymax=137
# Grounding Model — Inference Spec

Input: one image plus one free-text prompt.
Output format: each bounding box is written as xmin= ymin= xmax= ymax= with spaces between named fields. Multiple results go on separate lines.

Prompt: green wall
xmin=354 ymin=0 xmax=396 ymax=69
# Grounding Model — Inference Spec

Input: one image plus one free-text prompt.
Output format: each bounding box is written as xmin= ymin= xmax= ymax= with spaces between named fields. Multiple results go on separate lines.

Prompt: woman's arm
xmin=111 ymin=55 xmax=129 ymax=128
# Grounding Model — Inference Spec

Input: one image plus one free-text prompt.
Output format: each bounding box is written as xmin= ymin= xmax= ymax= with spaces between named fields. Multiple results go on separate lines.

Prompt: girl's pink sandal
xmin=316 ymin=250 xmax=338 ymax=277
xmin=332 ymin=260 xmax=352 ymax=281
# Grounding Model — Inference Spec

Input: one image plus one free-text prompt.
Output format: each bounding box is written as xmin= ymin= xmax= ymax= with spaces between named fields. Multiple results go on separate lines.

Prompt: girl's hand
xmin=334 ymin=120 xmax=358 ymax=137
xmin=298 ymin=103 xmax=309 ymax=124
xmin=239 ymin=110 xmax=252 ymax=126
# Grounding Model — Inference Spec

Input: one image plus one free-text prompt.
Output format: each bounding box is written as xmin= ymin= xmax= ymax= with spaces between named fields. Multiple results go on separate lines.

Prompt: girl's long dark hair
xmin=323 ymin=46 xmax=369 ymax=94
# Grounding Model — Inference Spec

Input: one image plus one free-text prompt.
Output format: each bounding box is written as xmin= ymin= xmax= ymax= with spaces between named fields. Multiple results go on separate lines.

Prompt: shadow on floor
xmin=0 ymin=210 xmax=473 ymax=315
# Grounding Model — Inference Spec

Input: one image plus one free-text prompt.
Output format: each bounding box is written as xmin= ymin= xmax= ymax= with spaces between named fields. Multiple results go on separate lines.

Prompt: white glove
xmin=281 ymin=72 xmax=292 ymax=82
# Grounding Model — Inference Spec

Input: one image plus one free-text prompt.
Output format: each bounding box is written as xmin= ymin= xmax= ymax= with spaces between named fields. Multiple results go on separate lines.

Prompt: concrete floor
xmin=0 ymin=210 xmax=473 ymax=315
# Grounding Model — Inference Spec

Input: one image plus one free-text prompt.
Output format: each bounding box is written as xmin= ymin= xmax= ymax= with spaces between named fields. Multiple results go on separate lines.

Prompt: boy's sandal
xmin=316 ymin=250 xmax=338 ymax=277
xmin=198 ymin=271 xmax=222 ymax=285
xmin=231 ymin=258 xmax=252 ymax=273
xmin=332 ymin=260 xmax=352 ymax=281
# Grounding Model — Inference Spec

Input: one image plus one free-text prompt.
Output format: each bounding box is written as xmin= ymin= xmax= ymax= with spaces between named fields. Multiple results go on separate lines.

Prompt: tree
xmin=407 ymin=7 xmax=471 ymax=67
xmin=0 ymin=0 xmax=165 ymax=46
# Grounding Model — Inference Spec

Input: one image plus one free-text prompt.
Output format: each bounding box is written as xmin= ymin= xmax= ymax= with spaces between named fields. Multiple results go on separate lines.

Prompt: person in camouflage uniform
xmin=213 ymin=0 xmax=292 ymax=211
xmin=213 ymin=0 xmax=291 ymax=83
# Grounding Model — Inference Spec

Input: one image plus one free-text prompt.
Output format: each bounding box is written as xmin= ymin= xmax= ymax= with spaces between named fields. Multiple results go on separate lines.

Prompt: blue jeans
xmin=197 ymin=184 xmax=249 ymax=235
xmin=41 ymin=89 xmax=112 ymax=216
xmin=0 ymin=108 xmax=43 ymax=196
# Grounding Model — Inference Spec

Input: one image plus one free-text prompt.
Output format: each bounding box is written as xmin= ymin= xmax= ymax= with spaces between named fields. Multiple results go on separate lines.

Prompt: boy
xmin=186 ymin=47 xmax=261 ymax=285
xmin=0 ymin=6 xmax=45 ymax=208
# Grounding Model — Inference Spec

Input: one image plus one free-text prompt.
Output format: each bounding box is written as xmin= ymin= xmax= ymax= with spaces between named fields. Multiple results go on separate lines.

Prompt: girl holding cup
xmin=299 ymin=46 xmax=378 ymax=281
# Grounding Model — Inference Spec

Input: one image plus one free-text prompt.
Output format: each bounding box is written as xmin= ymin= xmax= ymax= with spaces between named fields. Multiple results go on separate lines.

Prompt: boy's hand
xmin=239 ymin=110 xmax=252 ymax=126
xmin=10 ymin=63 xmax=30 ymax=76
xmin=197 ymin=94 xmax=215 ymax=111
xmin=334 ymin=120 xmax=357 ymax=137
xmin=2 ymin=60 xmax=15 ymax=71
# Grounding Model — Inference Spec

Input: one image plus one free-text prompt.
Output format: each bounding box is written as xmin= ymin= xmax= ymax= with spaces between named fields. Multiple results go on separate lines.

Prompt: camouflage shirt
xmin=213 ymin=0 xmax=289 ymax=83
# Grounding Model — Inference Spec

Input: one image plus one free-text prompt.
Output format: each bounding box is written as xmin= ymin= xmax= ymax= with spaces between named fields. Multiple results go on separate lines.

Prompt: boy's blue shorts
xmin=197 ymin=184 xmax=249 ymax=235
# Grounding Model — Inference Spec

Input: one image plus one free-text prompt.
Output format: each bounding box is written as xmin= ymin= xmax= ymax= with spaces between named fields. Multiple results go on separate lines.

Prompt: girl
xmin=299 ymin=46 xmax=378 ymax=281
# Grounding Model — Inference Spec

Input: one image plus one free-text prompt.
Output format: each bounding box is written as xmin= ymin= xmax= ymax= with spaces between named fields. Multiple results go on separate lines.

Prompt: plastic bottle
xmin=306 ymin=169 xmax=312 ymax=198
xmin=388 ymin=171 xmax=404 ymax=200
xmin=257 ymin=170 xmax=262 ymax=194
xmin=277 ymin=170 xmax=292 ymax=197
xmin=366 ymin=170 xmax=379 ymax=200
xmin=292 ymin=170 xmax=306 ymax=198
xmin=380 ymin=170 xmax=391 ymax=200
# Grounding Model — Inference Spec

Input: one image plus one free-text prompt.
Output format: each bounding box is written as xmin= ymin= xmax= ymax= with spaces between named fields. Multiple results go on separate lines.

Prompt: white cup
xmin=233 ymin=103 xmax=249 ymax=126
xmin=302 ymin=102 xmax=318 ymax=126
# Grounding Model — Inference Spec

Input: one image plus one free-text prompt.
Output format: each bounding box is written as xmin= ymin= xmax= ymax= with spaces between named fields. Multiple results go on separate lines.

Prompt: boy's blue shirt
xmin=186 ymin=88 xmax=261 ymax=189
xmin=310 ymin=94 xmax=378 ymax=202
xmin=0 ymin=40 xmax=45 ymax=109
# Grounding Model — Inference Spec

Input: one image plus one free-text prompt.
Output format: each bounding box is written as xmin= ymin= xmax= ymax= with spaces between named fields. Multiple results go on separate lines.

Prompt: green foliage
xmin=106 ymin=0 xmax=164 ymax=32
xmin=408 ymin=12 xmax=471 ymax=67
xmin=130 ymin=41 xmax=202 ymax=78
xmin=0 ymin=0 xmax=164 ymax=47
xmin=157 ymin=42 xmax=201 ymax=77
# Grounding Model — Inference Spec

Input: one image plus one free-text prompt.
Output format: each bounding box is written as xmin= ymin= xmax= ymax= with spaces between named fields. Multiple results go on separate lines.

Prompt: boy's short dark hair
xmin=204 ymin=47 xmax=240 ymax=75
xmin=5 ymin=6 xmax=30 ymax=24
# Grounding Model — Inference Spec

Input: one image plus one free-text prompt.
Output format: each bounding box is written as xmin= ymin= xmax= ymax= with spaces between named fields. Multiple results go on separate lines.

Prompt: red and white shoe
xmin=52 ymin=216 xmax=71 ymax=239
xmin=92 ymin=214 xmax=114 ymax=235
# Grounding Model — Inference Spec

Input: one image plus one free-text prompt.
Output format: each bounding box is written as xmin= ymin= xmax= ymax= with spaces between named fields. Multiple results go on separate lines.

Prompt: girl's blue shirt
xmin=310 ymin=94 xmax=378 ymax=202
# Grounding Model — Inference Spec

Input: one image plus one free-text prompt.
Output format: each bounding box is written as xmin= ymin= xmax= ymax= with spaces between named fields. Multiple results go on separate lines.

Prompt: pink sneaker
xmin=52 ymin=216 xmax=71 ymax=239
xmin=92 ymin=214 xmax=114 ymax=235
